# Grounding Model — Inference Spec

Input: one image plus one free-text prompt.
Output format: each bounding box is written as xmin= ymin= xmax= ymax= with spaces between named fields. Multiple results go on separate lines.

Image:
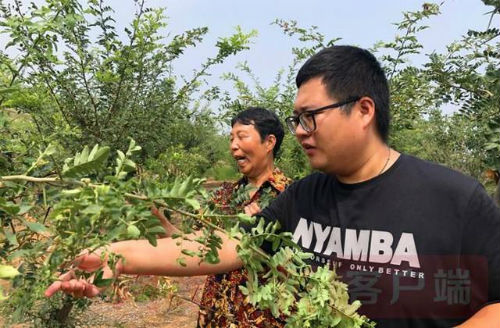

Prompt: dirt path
xmin=0 ymin=276 xmax=206 ymax=328
xmin=77 ymin=276 xmax=206 ymax=328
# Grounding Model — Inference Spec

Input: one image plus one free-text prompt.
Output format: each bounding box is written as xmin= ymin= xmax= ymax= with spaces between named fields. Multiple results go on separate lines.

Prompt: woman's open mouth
xmin=234 ymin=155 xmax=248 ymax=166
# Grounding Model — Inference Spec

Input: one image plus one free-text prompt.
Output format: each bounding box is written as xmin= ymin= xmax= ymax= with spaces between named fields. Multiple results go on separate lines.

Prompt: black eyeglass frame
xmin=285 ymin=96 xmax=361 ymax=135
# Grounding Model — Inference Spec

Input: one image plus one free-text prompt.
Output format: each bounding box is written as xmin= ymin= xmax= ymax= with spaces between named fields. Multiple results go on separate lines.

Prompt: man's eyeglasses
xmin=285 ymin=96 xmax=361 ymax=135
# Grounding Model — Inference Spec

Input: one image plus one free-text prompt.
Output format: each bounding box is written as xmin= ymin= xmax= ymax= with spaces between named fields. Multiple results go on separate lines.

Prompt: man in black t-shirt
xmin=263 ymin=46 xmax=500 ymax=327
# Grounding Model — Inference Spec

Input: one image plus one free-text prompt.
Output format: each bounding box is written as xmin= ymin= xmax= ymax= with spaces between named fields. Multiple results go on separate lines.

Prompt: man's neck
xmin=335 ymin=142 xmax=399 ymax=184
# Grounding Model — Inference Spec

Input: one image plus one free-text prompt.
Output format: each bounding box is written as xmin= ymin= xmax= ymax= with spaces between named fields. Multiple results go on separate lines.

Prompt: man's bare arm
xmin=456 ymin=303 xmax=500 ymax=328
xmin=45 ymin=230 xmax=242 ymax=297
xmin=113 ymin=231 xmax=242 ymax=276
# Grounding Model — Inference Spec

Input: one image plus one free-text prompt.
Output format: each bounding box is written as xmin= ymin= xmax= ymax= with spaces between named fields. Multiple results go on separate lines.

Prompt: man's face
xmin=293 ymin=77 xmax=365 ymax=175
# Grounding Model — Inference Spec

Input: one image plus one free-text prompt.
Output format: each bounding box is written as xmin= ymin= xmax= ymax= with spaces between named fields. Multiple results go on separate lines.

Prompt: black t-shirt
xmin=260 ymin=154 xmax=500 ymax=328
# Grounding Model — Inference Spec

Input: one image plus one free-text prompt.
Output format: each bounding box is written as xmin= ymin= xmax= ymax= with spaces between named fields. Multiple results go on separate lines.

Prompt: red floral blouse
xmin=197 ymin=168 xmax=291 ymax=328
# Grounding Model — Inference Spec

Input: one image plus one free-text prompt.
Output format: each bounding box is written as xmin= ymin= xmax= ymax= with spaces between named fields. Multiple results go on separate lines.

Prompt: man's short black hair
xmin=296 ymin=45 xmax=390 ymax=141
xmin=231 ymin=107 xmax=284 ymax=158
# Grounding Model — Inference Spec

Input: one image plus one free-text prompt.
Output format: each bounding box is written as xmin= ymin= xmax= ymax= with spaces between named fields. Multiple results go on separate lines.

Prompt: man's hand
xmin=244 ymin=202 xmax=261 ymax=216
xmin=44 ymin=251 xmax=113 ymax=298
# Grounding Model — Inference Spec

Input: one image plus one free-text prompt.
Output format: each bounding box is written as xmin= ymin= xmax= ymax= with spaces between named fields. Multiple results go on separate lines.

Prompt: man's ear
xmin=357 ymin=97 xmax=376 ymax=129
xmin=265 ymin=134 xmax=277 ymax=153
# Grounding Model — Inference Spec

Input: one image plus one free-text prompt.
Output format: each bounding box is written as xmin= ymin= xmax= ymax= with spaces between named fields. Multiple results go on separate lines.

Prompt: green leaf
xmin=176 ymin=257 xmax=187 ymax=267
xmin=63 ymin=145 xmax=110 ymax=178
xmin=177 ymin=178 xmax=190 ymax=196
xmin=43 ymin=144 xmax=57 ymax=157
xmin=0 ymin=199 xmax=20 ymax=216
xmin=126 ymin=224 xmax=141 ymax=238
xmin=170 ymin=177 xmax=181 ymax=197
xmin=93 ymin=269 xmax=113 ymax=288
xmin=87 ymin=144 xmax=99 ymax=161
xmin=181 ymin=249 xmax=196 ymax=257
xmin=80 ymin=145 xmax=90 ymax=163
xmin=146 ymin=234 xmax=158 ymax=247
xmin=0 ymin=265 xmax=19 ymax=279
xmin=239 ymin=285 xmax=249 ymax=295
xmin=204 ymin=251 xmax=220 ymax=264
xmin=485 ymin=142 xmax=500 ymax=151
xmin=184 ymin=198 xmax=200 ymax=210
xmin=272 ymin=238 xmax=281 ymax=252
xmin=81 ymin=204 xmax=102 ymax=215
xmin=147 ymin=226 xmax=166 ymax=234
xmin=95 ymin=185 xmax=110 ymax=195
xmin=171 ymin=233 xmax=182 ymax=239
xmin=126 ymin=139 xmax=142 ymax=155
xmin=18 ymin=205 xmax=32 ymax=215
xmin=122 ymin=159 xmax=136 ymax=172
xmin=237 ymin=213 xmax=255 ymax=225
xmin=4 ymin=230 xmax=18 ymax=246
xmin=25 ymin=221 xmax=48 ymax=233
xmin=117 ymin=150 xmax=125 ymax=160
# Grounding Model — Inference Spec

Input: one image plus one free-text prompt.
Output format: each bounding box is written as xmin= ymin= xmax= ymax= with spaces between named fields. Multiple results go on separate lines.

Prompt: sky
xmin=105 ymin=0 xmax=497 ymax=89
xmin=3 ymin=0 xmax=498 ymax=104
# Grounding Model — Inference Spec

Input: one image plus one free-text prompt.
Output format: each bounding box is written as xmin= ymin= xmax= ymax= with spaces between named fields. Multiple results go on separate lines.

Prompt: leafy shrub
xmin=145 ymin=145 xmax=211 ymax=179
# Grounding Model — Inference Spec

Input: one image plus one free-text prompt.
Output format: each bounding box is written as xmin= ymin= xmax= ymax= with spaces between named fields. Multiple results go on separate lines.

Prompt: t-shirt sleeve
xmin=462 ymin=183 xmax=500 ymax=304
xmin=258 ymin=182 xmax=295 ymax=231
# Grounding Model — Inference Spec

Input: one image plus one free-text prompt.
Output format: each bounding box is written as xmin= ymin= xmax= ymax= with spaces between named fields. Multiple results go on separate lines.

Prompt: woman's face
xmin=230 ymin=122 xmax=274 ymax=177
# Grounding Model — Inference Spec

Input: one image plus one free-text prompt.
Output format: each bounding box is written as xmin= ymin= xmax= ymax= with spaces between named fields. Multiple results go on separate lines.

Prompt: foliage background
xmin=1 ymin=0 xmax=498 ymax=185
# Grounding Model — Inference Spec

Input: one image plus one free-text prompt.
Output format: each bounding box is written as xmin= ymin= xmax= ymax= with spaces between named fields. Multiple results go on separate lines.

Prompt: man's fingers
xmin=44 ymin=281 xmax=62 ymax=297
xmin=84 ymin=284 xmax=101 ymax=297
xmin=75 ymin=253 xmax=104 ymax=272
xmin=244 ymin=202 xmax=261 ymax=216
xmin=60 ymin=279 xmax=91 ymax=294
xmin=58 ymin=269 xmax=76 ymax=281
xmin=60 ymin=280 xmax=73 ymax=291
xmin=45 ymin=256 xmax=107 ymax=298
xmin=71 ymin=279 xmax=87 ymax=298
xmin=46 ymin=278 xmax=101 ymax=298
xmin=44 ymin=270 xmax=76 ymax=297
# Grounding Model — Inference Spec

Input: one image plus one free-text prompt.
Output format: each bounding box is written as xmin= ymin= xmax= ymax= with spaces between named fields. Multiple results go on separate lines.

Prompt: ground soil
xmin=1 ymin=275 xmax=207 ymax=328
xmin=75 ymin=276 xmax=207 ymax=328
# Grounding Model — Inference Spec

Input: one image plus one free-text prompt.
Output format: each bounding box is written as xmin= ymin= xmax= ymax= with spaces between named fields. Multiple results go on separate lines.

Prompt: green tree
xmin=0 ymin=0 xmax=256 ymax=160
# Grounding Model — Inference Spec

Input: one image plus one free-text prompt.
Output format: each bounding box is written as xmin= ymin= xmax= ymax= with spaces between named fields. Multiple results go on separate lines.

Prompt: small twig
xmin=9 ymin=220 xmax=17 ymax=235
xmin=0 ymin=175 xmax=84 ymax=186
xmin=42 ymin=206 xmax=52 ymax=225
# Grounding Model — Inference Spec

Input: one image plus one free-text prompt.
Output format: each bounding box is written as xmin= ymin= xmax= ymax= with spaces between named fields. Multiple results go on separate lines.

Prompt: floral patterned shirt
xmin=197 ymin=168 xmax=291 ymax=328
